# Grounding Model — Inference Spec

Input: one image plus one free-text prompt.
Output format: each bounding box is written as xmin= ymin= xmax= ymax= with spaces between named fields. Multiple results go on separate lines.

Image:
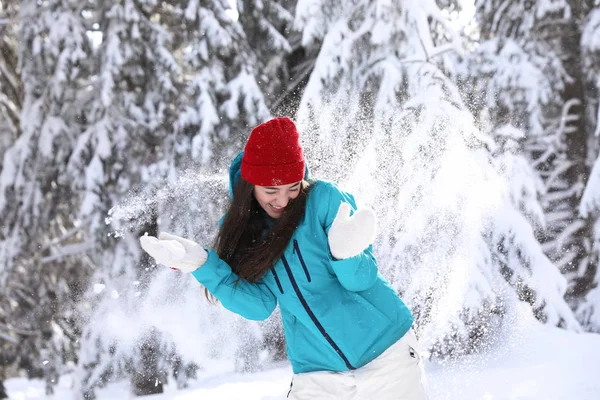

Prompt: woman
xmin=140 ymin=117 xmax=428 ymax=399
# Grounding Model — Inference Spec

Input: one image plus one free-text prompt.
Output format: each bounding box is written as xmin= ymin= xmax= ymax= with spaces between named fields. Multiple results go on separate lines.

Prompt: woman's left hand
xmin=328 ymin=202 xmax=376 ymax=259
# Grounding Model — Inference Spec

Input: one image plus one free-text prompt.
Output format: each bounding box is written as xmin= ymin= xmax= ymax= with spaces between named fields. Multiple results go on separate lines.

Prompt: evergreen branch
xmin=423 ymin=1 xmax=464 ymax=54
xmin=55 ymin=318 xmax=79 ymax=343
xmin=594 ymin=101 xmax=600 ymax=137
xmin=41 ymin=241 xmax=94 ymax=264
xmin=531 ymin=99 xmax=581 ymax=168
xmin=555 ymin=98 xmax=581 ymax=142
xmin=14 ymin=287 xmax=37 ymax=308
xmin=426 ymin=43 xmax=459 ymax=60
xmin=544 ymin=160 xmax=576 ymax=191
xmin=0 ymin=58 xmax=22 ymax=105
xmin=270 ymin=58 xmax=315 ymax=112
xmin=531 ymin=146 xmax=557 ymax=168
xmin=416 ymin=28 xmax=458 ymax=63
xmin=0 ymin=330 xmax=18 ymax=343
xmin=40 ymin=219 xmax=91 ymax=252
xmin=0 ymin=322 xmax=38 ymax=337
xmin=0 ymin=92 xmax=20 ymax=124
xmin=491 ymin=0 xmax=512 ymax=35
xmin=551 ymin=249 xmax=579 ymax=271
xmin=543 ymin=186 xmax=583 ymax=204
xmin=553 ymin=219 xmax=587 ymax=253
xmin=533 ymin=18 xmax=571 ymax=35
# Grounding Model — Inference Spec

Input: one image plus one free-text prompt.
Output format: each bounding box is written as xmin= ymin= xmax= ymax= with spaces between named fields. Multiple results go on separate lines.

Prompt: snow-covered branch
xmin=40 ymin=220 xmax=91 ymax=252
xmin=41 ymin=242 xmax=94 ymax=264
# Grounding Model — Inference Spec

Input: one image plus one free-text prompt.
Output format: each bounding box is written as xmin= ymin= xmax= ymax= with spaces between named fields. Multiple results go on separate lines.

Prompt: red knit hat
xmin=241 ymin=117 xmax=305 ymax=186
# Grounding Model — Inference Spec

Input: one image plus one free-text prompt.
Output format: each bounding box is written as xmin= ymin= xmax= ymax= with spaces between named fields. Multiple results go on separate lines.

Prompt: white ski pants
xmin=287 ymin=329 xmax=428 ymax=400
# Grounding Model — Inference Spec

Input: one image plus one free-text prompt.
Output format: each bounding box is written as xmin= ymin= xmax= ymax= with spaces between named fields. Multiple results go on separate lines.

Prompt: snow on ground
xmin=6 ymin=317 xmax=600 ymax=400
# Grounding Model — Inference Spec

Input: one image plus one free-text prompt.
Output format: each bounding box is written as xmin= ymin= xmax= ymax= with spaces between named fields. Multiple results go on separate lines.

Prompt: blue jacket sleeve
xmin=321 ymin=182 xmax=379 ymax=292
xmin=192 ymin=249 xmax=277 ymax=321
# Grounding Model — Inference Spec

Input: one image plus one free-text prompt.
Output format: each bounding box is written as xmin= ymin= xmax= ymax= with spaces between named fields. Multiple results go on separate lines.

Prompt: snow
xmin=580 ymin=155 xmax=600 ymax=219
xmin=535 ymin=0 xmax=571 ymax=20
xmin=5 ymin=317 xmax=600 ymax=399
xmin=3 ymin=0 xmax=599 ymax=397
xmin=582 ymin=8 xmax=600 ymax=53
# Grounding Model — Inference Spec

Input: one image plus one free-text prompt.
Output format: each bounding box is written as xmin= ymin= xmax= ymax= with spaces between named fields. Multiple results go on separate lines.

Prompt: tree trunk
xmin=0 ymin=380 xmax=8 ymax=399
xmin=131 ymin=332 xmax=164 ymax=396
xmin=552 ymin=18 xmax=594 ymax=300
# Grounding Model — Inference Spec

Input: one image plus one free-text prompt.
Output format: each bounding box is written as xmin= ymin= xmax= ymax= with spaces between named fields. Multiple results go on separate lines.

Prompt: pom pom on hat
xmin=241 ymin=117 xmax=305 ymax=186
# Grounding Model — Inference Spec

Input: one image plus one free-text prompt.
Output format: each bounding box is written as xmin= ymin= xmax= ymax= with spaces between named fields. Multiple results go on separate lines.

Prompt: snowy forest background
xmin=1 ymin=0 xmax=600 ymax=398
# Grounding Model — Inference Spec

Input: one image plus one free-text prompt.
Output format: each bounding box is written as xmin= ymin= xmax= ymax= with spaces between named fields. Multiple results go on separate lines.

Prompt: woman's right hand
xmin=139 ymin=232 xmax=208 ymax=273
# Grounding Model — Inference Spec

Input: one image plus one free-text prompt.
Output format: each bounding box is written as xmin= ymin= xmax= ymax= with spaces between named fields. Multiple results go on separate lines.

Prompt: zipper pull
xmin=293 ymin=239 xmax=297 ymax=254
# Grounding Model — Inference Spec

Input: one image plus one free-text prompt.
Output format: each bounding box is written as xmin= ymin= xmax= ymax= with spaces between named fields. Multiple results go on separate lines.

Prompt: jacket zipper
xmin=293 ymin=240 xmax=311 ymax=282
xmin=281 ymin=254 xmax=355 ymax=370
xmin=271 ymin=268 xmax=284 ymax=294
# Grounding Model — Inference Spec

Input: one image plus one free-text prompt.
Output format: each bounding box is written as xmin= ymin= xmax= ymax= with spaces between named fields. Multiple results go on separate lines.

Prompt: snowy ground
xmin=6 ymin=317 xmax=600 ymax=400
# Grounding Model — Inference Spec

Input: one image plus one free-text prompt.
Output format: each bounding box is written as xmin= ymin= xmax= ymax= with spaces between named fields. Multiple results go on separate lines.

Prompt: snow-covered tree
xmin=0 ymin=0 xmax=91 ymax=395
xmin=582 ymin=6 xmax=600 ymax=153
xmin=456 ymin=32 xmax=589 ymax=275
xmin=486 ymin=125 xmax=576 ymax=326
xmin=146 ymin=0 xmax=282 ymax=374
xmin=578 ymin=5 xmax=600 ymax=333
xmin=0 ymin=2 xmax=22 ymax=396
xmin=73 ymin=0 xmax=275 ymax=397
xmin=68 ymin=0 xmax=184 ymax=396
xmin=172 ymin=0 xmax=270 ymax=167
xmin=0 ymin=0 xmax=21 ymax=168
xmin=237 ymin=0 xmax=294 ymax=108
xmin=465 ymin=0 xmax=600 ymax=331
xmin=1 ymin=0 xmax=594 ymax=392
xmin=293 ymin=0 xmax=579 ymax=355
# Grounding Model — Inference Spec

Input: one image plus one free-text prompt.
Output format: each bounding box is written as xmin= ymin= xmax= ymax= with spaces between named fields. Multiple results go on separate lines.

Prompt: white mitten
xmin=139 ymin=232 xmax=208 ymax=273
xmin=328 ymin=202 xmax=377 ymax=260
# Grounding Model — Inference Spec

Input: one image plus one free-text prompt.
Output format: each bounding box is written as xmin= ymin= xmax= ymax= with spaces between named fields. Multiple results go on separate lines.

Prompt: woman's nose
xmin=276 ymin=195 xmax=290 ymax=208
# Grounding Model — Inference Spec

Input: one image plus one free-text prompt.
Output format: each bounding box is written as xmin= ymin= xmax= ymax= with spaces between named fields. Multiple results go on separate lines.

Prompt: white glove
xmin=328 ymin=202 xmax=376 ymax=260
xmin=139 ymin=232 xmax=208 ymax=273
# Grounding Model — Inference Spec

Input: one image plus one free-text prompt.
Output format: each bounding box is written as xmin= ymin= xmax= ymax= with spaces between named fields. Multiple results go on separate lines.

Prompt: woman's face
xmin=254 ymin=181 xmax=302 ymax=219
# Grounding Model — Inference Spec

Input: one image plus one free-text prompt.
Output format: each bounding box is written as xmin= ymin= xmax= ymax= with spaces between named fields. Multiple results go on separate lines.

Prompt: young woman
xmin=140 ymin=117 xmax=428 ymax=399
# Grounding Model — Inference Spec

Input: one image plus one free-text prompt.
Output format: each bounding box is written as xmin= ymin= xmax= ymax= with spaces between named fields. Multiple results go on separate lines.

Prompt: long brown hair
xmin=213 ymin=177 xmax=311 ymax=283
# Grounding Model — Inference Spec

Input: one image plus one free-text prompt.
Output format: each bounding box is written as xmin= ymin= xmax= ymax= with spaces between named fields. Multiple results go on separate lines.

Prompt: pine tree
xmin=73 ymin=0 xmax=274 ymax=397
xmin=237 ymin=0 xmax=294 ymax=108
xmin=486 ymin=125 xmax=576 ymax=328
xmin=466 ymin=0 xmax=600 ymax=331
xmin=0 ymin=1 xmax=22 ymax=397
xmin=0 ymin=0 xmax=21 ymax=166
xmin=0 ymin=0 xmax=92 ymax=394
xmin=578 ymin=4 xmax=600 ymax=333
xmin=293 ymin=0 xmax=579 ymax=355
xmin=149 ymin=0 xmax=280 ymax=374
xmin=170 ymin=0 xmax=270 ymax=166
xmin=69 ymin=0 xmax=182 ymax=396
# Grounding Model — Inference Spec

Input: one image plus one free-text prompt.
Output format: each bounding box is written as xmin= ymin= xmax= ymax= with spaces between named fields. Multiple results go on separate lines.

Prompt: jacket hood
xmin=228 ymin=152 xmax=310 ymax=198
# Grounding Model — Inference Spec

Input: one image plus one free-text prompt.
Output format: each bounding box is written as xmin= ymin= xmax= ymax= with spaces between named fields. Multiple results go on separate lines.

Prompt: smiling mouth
xmin=269 ymin=204 xmax=284 ymax=213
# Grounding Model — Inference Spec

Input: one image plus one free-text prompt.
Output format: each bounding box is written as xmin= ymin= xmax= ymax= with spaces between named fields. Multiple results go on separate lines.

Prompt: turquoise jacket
xmin=192 ymin=153 xmax=414 ymax=373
